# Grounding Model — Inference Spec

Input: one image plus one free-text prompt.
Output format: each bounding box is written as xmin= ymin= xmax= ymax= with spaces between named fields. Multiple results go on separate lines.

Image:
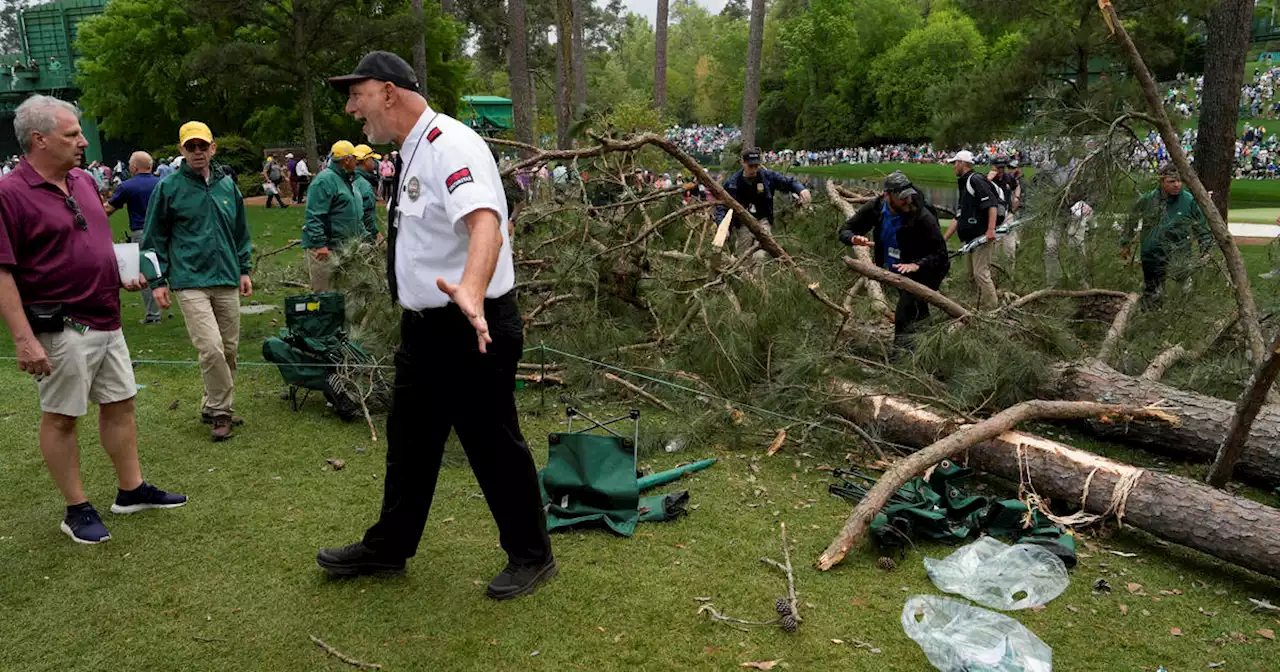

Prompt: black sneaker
xmin=139 ymin=315 xmax=162 ymax=325
xmin=61 ymin=503 xmax=111 ymax=544
xmin=486 ymin=556 xmax=558 ymax=601
xmin=316 ymin=543 xmax=405 ymax=577
xmin=110 ymin=482 xmax=188 ymax=514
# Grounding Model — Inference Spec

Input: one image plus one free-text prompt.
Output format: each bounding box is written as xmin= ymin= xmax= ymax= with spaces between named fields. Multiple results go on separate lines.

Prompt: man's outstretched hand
xmin=437 ymin=277 xmax=492 ymax=353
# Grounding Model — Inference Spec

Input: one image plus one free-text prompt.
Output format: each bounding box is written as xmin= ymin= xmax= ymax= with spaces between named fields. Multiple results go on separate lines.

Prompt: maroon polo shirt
xmin=0 ymin=158 xmax=121 ymax=331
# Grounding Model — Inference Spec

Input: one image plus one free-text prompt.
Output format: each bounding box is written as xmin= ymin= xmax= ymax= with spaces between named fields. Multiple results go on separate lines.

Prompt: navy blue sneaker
xmin=61 ymin=503 xmax=111 ymax=544
xmin=110 ymin=482 xmax=188 ymax=514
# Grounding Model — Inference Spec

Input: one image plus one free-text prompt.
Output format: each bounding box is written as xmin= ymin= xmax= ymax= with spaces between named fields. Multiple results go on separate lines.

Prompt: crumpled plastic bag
xmin=924 ymin=536 xmax=1069 ymax=610
xmin=902 ymin=595 xmax=1053 ymax=672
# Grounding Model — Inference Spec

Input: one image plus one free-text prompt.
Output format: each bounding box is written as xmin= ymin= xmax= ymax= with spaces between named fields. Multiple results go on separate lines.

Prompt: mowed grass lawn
xmin=1 ymin=206 xmax=1279 ymax=671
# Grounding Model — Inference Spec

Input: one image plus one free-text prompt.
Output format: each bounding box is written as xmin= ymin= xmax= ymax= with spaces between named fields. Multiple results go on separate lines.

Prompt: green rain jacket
xmin=303 ymin=163 xmax=364 ymax=250
xmin=354 ymin=168 xmax=379 ymax=238
xmin=142 ymin=163 xmax=251 ymax=290
xmin=1126 ymin=188 xmax=1212 ymax=264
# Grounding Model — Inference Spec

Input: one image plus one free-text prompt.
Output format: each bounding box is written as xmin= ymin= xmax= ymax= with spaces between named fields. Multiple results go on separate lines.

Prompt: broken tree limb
xmin=309 ymin=636 xmax=382 ymax=670
xmin=1207 ymin=329 xmax=1280 ymax=487
xmin=254 ymin=239 xmax=301 ymax=265
xmin=516 ymin=372 xmax=565 ymax=386
xmin=816 ymin=391 xmax=1176 ymax=571
xmin=603 ymin=372 xmax=675 ymax=411
xmin=1051 ymin=358 xmax=1280 ymax=487
xmin=1101 ymin=1 xmax=1267 ymax=367
xmin=1096 ymin=292 xmax=1141 ymax=363
xmin=602 ymin=201 xmax=715 ymax=256
xmin=807 ymin=282 xmax=850 ymax=319
xmin=842 ymin=257 xmax=972 ymax=320
xmin=1141 ymin=344 xmax=1189 ymax=381
xmin=827 ymin=384 xmax=1280 ymax=580
xmin=826 ymin=181 xmax=890 ymax=312
xmin=1006 ymin=288 xmax=1130 ymax=311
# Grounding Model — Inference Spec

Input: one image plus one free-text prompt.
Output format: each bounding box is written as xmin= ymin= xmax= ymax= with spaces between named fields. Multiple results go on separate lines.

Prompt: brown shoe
xmin=202 ymin=413 xmax=244 ymax=426
xmin=210 ymin=416 xmax=234 ymax=442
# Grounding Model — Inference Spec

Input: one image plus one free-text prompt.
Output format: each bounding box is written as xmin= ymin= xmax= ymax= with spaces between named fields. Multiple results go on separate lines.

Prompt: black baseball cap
xmin=328 ymin=51 xmax=419 ymax=93
xmin=741 ymin=148 xmax=762 ymax=165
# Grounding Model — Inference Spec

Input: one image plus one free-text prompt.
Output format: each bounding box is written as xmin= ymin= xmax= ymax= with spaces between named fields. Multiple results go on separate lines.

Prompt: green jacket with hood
xmin=303 ymin=163 xmax=365 ymax=249
xmin=142 ymin=162 xmax=251 ymax=290
xmin=354 ymin=168 xmax=379 ymax=238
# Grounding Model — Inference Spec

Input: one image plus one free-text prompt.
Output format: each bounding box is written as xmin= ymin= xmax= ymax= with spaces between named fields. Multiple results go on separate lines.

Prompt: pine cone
xmin=877 ymin=556 xmax=897 ymax=572
xmin=779 ymin=613 xmax=798 ymax=633
xmin=775 ymin=597 xmax=791 ymax=616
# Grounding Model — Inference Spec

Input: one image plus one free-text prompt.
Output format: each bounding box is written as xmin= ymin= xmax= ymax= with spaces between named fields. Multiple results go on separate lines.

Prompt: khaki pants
xmin=308 ymin=250 xmax=333 ymax=291
xmin=177 ymin=287 xmax=240 ymax=417
xmin=967 ymin=241 xmax=999 ymax=310
xmin=730 ymin=219 xmax=771 ymax=261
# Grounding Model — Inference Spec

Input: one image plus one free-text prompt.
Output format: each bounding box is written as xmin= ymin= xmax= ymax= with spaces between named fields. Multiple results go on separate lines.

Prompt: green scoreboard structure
xmin=0 ymin=0 xmax=110 ymax=162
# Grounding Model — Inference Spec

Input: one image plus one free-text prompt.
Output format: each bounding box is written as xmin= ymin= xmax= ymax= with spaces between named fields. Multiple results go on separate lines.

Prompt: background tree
xmin=740 ymin=0 xmax=765 ymax=149
xmin=554 ymin=0 xmax=575 ymax=148
xmin=1193 ymin=0 xmax=1253 ymax=219
xmin=412 ymin=0 xmax=428 ymax=98
xmin=507 ymin=0 xmax=536 ymax=149
xmin=654 ymin=0 xmax=668 ymax=110
xmin=572 ymin=0 xmax=586 ymax=111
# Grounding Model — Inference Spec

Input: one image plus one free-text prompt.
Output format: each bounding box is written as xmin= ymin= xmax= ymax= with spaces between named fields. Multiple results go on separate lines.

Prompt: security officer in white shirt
xmin=318 ymin=51 xmax=555 ymax=600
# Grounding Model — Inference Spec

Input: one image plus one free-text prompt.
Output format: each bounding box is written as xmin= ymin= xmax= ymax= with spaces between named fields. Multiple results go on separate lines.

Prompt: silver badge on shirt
xmin=407 ymin=176 xmax=421 ymax=201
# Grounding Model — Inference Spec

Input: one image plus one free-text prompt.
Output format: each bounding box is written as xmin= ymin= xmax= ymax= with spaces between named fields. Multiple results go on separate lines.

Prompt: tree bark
xmin=843 ymin=257 xmax=971 ymax=320
xmin=1096 ymin=292 xmax=1140 ymax=363
xmin=818 ymin=394 xmax=1176 ymax=571
xmin=828 ymin=384 xmax=1280 ymax=580
xmin=295 ymin=10 xmax=318 ymax=173
xmin=1192 ymin=0 xmax=1253 ymax=219
xmin=740 ymin=0 xmax=766 ymax=149
xmin=654 ymin=0 xmax=669 ymax=110
xmin=825 ymin=181 xmax=890 ymax=314
xmin=507 ymin=0 xmax=536 ymax=154
xmin=572 ymin=0 xmax=585 ymax=111
xmin=554 ymin=0 xmax=574 ymax=149
xmin=440 ymin=0 xmax=454 ymax=16
xmin=1207 ymin=330 xmax=1280 ymax=487
xmin=1051 ymin=358 xmax=1280 ymax=488
xmin=411 ymin=0 xmax=428 ymax=100
xmin=1101 ymin=2 xmax=1268 ymax=368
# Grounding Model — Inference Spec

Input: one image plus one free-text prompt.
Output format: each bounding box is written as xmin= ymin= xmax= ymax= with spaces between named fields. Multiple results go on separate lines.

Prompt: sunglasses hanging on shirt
xmin=64 ymin=196 xmax=86 ymax=231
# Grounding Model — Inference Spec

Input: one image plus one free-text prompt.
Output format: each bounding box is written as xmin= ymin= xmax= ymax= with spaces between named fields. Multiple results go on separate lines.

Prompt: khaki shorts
xmin=35 ymin=326 xmax=136 ymax=417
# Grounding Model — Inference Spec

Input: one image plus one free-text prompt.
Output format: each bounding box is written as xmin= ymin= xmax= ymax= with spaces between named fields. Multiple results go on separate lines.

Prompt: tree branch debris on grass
xmin=309 ymin=635 xmax=381 ymax=670
xmin=701 ymin=523 xmax=803 ymax=633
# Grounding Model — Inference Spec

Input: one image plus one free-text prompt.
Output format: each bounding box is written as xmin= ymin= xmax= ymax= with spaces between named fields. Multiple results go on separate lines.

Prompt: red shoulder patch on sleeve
xmin=445 ymin=167 xmax=473 ymax=193
xmin=426 ymin=127 xmax=442 ymax=143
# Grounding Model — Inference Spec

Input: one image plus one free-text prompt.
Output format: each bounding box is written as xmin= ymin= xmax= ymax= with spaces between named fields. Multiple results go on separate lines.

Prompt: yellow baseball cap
xmin=330 ymin=140 xmax=357 ymax=158
xmin=353 ymin=144 xmax=382 ymax=161
xmin=179 ymin=121 xmax=213 ymax=146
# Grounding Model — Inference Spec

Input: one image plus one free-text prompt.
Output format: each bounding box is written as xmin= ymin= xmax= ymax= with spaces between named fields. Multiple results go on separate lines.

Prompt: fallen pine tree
xmin=820 ymin=383 xmax=1280 ymax=580
xmin=1050 ymin=358 xmax=1280 ymax=488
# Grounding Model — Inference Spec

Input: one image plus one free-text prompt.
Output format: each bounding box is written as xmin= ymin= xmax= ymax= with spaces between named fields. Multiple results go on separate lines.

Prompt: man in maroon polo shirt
xmin=0 ymin=95 xmax=186 ymax=545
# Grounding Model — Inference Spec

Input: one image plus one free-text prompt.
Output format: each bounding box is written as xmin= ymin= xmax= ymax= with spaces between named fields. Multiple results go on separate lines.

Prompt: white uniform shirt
xmin=296 ymin=160 xmax=311 ymax=178
xmin=394 ymin=106 xmax=512 ymax=310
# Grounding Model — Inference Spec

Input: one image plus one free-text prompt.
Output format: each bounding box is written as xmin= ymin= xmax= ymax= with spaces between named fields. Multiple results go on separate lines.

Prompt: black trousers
xmin=893 ymin=288 xmax=930 ymax=349
xmin=1141 ymin=257 xmax=1167 ymax=309
xmin=362 ymin=292 xmax=552 ymax=566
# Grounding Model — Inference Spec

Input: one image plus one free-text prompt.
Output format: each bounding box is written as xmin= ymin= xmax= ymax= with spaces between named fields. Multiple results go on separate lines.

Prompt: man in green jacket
xmin=1123 ymin=163 xmax=1213 ymax=308
xmin=143 ymin=121 xmax=253 ymax=442
xmin=303 ymin=140 xmax=365 ymax=291
xmin=353 ymin=143 xmax=382 ymax=242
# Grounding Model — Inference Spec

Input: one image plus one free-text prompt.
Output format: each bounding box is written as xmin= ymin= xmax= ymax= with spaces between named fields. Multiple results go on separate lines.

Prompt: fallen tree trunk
xmin=827 ymin=383 xmax=1280 ymax=580
xmin=1052 ymin=359 xmax=1280 ymax=487
xmin=843 ymin=257 xmax=972 ymax=320
xmin=1207 ymin=327 xmax=1280 ymax=487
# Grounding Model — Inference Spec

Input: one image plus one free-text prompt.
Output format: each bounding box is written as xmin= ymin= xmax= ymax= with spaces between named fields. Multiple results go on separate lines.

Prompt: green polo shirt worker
xmin=353 ymin=143 xmax=383 ymax=242
xmin=1123 ymin=163 xmax=1212 ymax=308
xmin=303 ymin=140 xmax=365 ymax=291
xmin=143 ymin=121 xmax=253 ymax=442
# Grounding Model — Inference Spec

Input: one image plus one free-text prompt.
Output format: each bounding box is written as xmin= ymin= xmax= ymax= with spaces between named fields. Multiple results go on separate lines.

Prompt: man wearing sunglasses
xmin=142 ymin=121 xmax=253 ymax=442
xmin=0 ymin=95 xmax=186 ymax=545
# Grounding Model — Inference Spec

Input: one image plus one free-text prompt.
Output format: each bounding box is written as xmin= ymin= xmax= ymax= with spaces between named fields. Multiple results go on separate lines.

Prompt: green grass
xmin=2 ymin=206 xmax=1279 ymax=670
